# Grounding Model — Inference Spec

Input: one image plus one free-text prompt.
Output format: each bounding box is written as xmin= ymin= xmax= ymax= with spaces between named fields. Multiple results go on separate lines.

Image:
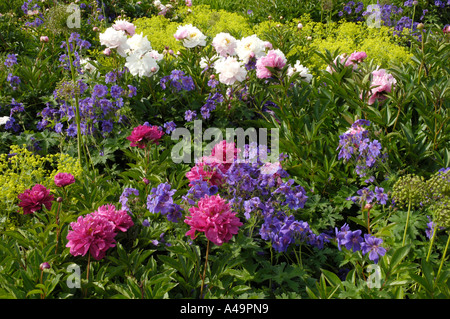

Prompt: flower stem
xmin=402 ymin=199 xmax=412 ymax=247
xmin=200 ymin=240 xmax=210 ymax=299
xmin=435 ymin=232 xmax=450 ymax=284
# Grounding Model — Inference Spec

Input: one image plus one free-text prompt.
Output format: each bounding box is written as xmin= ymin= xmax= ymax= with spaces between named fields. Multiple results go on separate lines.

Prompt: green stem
xmin=402 ymin=199 xmax=412 ymax=247
xmin=435 ymin=232 xmax=450 ymax=284
xmin=200 ymin=240 xmax=210 ymax=299
xmin=65 ymin=36 xmax=84 ymax=166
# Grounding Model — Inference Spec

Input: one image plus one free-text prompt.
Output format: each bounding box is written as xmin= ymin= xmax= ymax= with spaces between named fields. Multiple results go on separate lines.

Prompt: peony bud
xmin=40 ymin=36 xmax=49 ymax=43
xmin=92 ymin=26 xmax=99 ymax=32
xmin=103 ymin=48 xmax=111 ymax=56
xmin=40 ymin=262 xmax=51 ymax=270
xmin=297 ymin=23 xmax=303 ymax=30
xmin=444 ymin=25 xmax=450 ymax=34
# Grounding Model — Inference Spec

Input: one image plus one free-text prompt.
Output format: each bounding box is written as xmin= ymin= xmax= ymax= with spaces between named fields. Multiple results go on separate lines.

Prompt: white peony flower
xmin=80 ymin=57 xmax=97 ymax=74
xmin=126 ymin=32 xmax=152 ymax=55
xmin=174 ymin=24 xmax=207 ymax=48
xmin=214 ymin=56 xmax=247 ymax=85
xmin=0 ymin=116 xmax=10 ymax=125
xmin=99 ymin=27 xmax=129 ymax=57
xmin=125 ymin=51 xmax=159 ymax=77
xmin=287 ymin=60 xmax=313 ymax=83
xmin=212 ymin=32 xmax=237 ymax=57
xmin=200 ymin=54 xmax=223 ymax=69
xmin=235 ymin=34 xmax=267 ymax=64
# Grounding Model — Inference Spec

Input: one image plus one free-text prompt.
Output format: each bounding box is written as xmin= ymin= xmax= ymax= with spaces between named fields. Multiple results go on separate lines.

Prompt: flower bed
xmin=0 ymin=0 xmax=449 ymax=300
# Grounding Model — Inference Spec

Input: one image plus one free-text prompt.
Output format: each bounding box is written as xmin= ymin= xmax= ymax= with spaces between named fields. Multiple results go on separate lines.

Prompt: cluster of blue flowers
xmin=4 ymin=54 xmax=20 ymax=91
xmin=337 ymin=119 xmax=383 ymax=181
xmin=4 ymin=99 xmax=25 ymax=132
xmin=335 ymin=224 xmax=386 ymax=263
xmin=21 ymin=0 xmax=44 ymax=27
xmin=147 ymin=183 xmax=183 ymax=223
xmin=160 ymin=70 xmax=195 ymax=92
xmin=59 ymin=33 xmax=92 ymax=73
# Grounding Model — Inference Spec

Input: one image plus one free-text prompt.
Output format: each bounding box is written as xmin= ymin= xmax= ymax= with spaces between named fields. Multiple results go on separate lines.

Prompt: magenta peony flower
xmin=184 ymin=195 xmax=243 ymax=246
xmin=256 ymin=49 xmax=287 ymax=79
xmin=54 ymin=172 xmax=75 ymax=188
xmin=93 ymin=204 xmax=134 ymax=233
xmin=186 ymin=162 xmax=225 ymax=187
xmin=367 ymin=68 xmax=397 ymax=105
xmin=66 ymin=214 xmax=117 ymax=260
xmin=126 ymin=124 xmax=164 ymax=149
xmin=18 ymin=184 xmax=54 ymax=215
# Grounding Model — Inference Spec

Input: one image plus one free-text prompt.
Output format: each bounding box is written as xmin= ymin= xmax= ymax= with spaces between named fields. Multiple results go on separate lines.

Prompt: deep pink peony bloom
xmin=66 ymin=214 xmax=117 ymax=260
xmin=210 ymin=140 xmax=240 ymax=168
xmin=184 ymin=195 xmax=242 ymax=246
xmin=186 ymin=162 xmax=225 ymax=186
xmin=18 ymin=184 xmax=54 ymax=215
xmin=256 ymin=49 xmax=287 ymax=79
xmin=54 ymin=172 xmax=75 ymax=188
xmin=127 ymin=125 xmax=164 ymax=149
xmin=93 ymin=204 xmax=134 ymax=233
xmin=367 ymin=68 xmax=397 ymax=105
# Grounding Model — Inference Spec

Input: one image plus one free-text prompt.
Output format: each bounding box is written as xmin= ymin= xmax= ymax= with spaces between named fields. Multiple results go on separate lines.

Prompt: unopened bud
xmin=40 ymin=36 xmax=49 ymax=43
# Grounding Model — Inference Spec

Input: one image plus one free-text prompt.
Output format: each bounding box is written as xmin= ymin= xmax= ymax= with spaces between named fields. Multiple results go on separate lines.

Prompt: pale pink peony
xmin=66 ymin=214 xmax=117 ymax=260
xmin=54 ymin=172 xmax=75 ymax=188
xmin=326 ymin=51 xmax=367 ymax=73
xmin=93 ymin=204 xmax=134 ymax=233
xmin=213 ymin=56 xmax=247 ymax=85
xmin=184 ymin=195 xmax=242 ymax=246
xmin=112 ymin=19 xmax=136 ymax=36
xmin=255 ymin=49 xmax=287 ymax=79
xmin=367 ymin=68 xmax=396 ymax=105
xmin=212 ymin=32 xmax=237 ymax=57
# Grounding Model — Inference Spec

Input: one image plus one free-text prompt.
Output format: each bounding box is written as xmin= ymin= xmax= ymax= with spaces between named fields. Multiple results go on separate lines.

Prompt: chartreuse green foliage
xmin=287 ymin=17 xmax=413 ymax=73
xmin=0 ymin=144 xmax=82 ymax=226
xmin=133 ymin=5 xmax=253 ymax=52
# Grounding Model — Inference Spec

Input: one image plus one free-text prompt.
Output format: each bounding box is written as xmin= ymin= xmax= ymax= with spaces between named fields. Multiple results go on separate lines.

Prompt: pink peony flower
xmin=185 ymin=0 xmax=192 ymax=6
xmin=367 ymin=68 xmax=397 ymax=105
xmin=186 ymin=162 xmax=225 ymax=187
xmin=18 ymin=184 xmax=54 ymax=215
xmin=93 ymin=204 xmax=134 ymax=233
xmin=112 ymin=19 xmax=136 ymax=36
xmin=348 ymin=51 xmax=367 ymax=64
xmin=210 ymin=140 xmax=240 ymax=170
xmin=66 ymin=214 xmax=117 ymax=260
xmin=255 ymin=49 xmax=287 ymax=79
xmin=127 ymin=124 xmax=164 ymax=148
xmin=443 ymin=25 xmax=450 ymax=34
xmin=326 ymin=52 xmax=367 ymax=73
xmin=184 ymin=195 xmax=242 ymax=246
xmin=54 ymin=172 xmax=75 ymax=188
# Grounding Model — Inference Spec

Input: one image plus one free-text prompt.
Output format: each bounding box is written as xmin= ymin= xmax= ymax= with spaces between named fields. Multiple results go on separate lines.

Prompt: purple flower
xmin=93 ymin=84 xmax=108 ymax=98
xmin=4 ymin=54 xmax=18 ymax=68
xmin=374 ymin=186 xmax=388 ymax=205
xmin=184 ymin=110 xmax=197 ymax=122
xmin=163 ymin=121 xmax=176 ymax=134
xmin=110 ymin=85 xmax=123 ymax=98
xmin=119 ymin=187 xmax=139 ymax=212
xmin=147 ymin=183 xmax=176 ymax=215
xmin=361 ymin=234 xmax=386 ymax=263
xmin=341 ymin=229 xmax=363 ymax=252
